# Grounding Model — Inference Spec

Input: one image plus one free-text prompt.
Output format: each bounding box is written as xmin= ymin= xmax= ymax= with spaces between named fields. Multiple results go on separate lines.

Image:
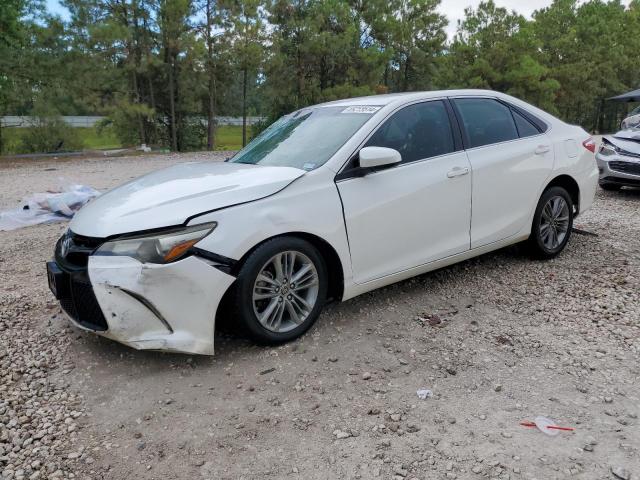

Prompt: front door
xmin=337 ymin=100 xmax=472 ymax=284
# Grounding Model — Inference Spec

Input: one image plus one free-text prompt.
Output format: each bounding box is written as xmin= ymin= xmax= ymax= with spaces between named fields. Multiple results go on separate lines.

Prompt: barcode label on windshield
xmin=341 ymin=106 xmax=381 ymax=114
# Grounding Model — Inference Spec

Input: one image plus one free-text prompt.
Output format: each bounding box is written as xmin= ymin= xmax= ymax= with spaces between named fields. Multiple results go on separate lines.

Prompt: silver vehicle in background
xmin=597 ymin=128 xmax=640 ymax=190
xmin=621 ymin=106 xmax=640 ymax=130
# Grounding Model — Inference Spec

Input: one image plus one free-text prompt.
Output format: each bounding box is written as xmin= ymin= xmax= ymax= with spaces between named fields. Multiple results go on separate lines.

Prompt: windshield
xmin=228 ymin=106 xmax=380 ymax=170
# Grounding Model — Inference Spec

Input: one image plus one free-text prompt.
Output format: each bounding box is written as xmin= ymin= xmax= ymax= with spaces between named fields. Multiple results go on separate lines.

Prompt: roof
xmin=311 ymin=89 xmax=559 ymax=127
xmin=316 ymin=89 xmax=511 ymax=108
xmin=608 ymin=88 xmax=640 ymax=102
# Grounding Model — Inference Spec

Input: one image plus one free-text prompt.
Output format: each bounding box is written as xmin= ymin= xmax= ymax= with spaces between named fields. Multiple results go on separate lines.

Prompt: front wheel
xmin=527 ymin=186 xmax=574 ymax=259
xmin=232 ymin=237 xmax=328 ymax=344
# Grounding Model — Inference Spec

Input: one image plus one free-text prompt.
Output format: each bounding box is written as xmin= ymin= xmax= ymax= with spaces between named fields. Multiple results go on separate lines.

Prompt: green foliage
xmin=0 ymin=0 xmax=24 ymax=48
xmin=98 ymin=102 xmax=156 ymax=147
xmin=3 ymin=0 xmax=640 ymax=156
xmin=247 ymin=117 xmax=270 ymax=140
xmin=0 ymin=0 xmax=46 ymax=153
xmin=438 ymin=1 xmax=560 ymax=112
xmin=262 ymin=0 xmax=392 ymax=118
xmin=1 ymin=128 xmax=25 ymax=154
xmin=18 ymin=117 xmax=82 ymax=153
xmin=531 ymin=0 xmax=638 ymax=130
xmin=1 ymin=125 xmax=247 ymax=155
xmin=4 ymin=126 xmax=120 ymax=154
xmin=369 ymin=0 xmax=448 ymax=92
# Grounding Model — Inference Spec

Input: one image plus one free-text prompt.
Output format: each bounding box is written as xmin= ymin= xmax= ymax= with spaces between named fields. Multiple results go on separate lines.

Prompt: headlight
xmin=95 ymin=222 xmax=217 ymax=264
xmin=599 ymin=142 xmax=617 ymax=157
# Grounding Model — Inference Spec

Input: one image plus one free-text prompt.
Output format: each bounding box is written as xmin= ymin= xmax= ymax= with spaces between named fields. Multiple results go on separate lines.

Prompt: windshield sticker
xmin=341 ymin=106 xmax=381 ymax=114
xmin=303 ymin=162 xmax=316 ymax=170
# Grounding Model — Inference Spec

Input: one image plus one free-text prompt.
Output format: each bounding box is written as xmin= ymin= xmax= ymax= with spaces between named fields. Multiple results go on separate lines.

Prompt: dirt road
xmin=1 ymin=152 xmax=638 ymax=480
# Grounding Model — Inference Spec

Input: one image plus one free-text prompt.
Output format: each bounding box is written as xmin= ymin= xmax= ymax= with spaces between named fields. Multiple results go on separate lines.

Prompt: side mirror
xmin=358 ymin=146 xmax=401 ymax=169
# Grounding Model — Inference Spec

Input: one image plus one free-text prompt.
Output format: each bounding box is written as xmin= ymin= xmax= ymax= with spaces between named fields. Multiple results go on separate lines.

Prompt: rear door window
xmin=365 ymin=100 xmax=455 ymax=163
xmin=453 ymin=98 xmax=519 ymax=148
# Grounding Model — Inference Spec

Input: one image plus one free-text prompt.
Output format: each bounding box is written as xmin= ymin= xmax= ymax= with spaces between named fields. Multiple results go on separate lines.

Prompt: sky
xmin=46 ymin=0 xmax=69 ymax=19
xmin=44 ymin=0 xmax=628 ymax=38
xmin=436 ymin=0 xmax=555 ymax=37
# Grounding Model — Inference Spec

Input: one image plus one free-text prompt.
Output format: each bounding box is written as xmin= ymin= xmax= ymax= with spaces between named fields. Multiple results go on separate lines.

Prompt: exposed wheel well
xmin=544 ymin=175 xmax=580 ymax=214
xmin=215 ymin=233 xmax=344 ymax=333
xmin=234 ymin=232 xmax=344 ymax=302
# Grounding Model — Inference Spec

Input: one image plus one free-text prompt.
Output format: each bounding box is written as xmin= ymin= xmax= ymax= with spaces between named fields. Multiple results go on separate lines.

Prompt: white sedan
xmin=47 ymin=90 xmax=598 ymax=355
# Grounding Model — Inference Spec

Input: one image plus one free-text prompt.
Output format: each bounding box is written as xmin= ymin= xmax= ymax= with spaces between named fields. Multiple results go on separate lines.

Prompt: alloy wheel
xmin=539 ymin=195 xmax=570 ymax=250
xmin=252 ymin=251 xmax=320 ymax=333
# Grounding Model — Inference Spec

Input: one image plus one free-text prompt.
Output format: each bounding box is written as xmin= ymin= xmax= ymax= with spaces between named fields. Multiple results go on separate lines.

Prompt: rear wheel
xmin=232 ymin=237 xmax=328 ymax=344
xmin=527 ymin=186 xmax=574 ymax=259
xmin=599 ymin=182 xmax=622 ymax=191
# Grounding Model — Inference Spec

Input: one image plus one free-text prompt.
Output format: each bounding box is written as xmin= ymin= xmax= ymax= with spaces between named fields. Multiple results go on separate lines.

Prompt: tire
xmin=232 ymin=236 xmax=328 ymax=344
xmin=599 ymin=182 xmax=622 ymax=191
xmin=527 ymin=186 xmax=574 ymax=259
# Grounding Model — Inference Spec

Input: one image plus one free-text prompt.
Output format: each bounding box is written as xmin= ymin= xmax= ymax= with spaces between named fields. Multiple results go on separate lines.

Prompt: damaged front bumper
xmin=48 ymin=243 xmax=235 ymax=355
xmin=596 ymin=135 xmax=640 ymax=187
xmin=597 ymin=153 xmax=640 ymax=187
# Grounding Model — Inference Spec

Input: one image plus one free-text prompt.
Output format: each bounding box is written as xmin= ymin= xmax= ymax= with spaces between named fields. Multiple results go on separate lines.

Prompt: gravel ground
xmin=0 ymin=152 xmax=639 ymax=480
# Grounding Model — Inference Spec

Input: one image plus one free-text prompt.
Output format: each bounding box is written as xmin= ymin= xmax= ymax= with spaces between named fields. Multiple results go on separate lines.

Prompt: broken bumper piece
xmin=61 ymin=255 xmax=234 ymax=355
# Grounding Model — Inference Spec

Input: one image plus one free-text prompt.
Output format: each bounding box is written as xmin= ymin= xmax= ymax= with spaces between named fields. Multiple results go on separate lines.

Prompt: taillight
xmin=582 ymin=137 xmax=596 ymax=153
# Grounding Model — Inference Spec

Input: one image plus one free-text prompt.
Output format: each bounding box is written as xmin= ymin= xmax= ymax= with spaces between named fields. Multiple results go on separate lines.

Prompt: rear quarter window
xmin=512 ymin=110 xmax=541 ymax=138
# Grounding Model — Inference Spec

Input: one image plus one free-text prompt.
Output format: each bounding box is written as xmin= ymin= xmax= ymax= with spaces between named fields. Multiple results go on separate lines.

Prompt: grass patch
xmin=80 ymin=127 xmax=122 ymax=150
xmin=1 ymin=126 xmax=122 ymax=154
xmin=214 ymin=125 xmax=249 ymax=151
xmin=0 ymin=124 xmax=247 ymax=155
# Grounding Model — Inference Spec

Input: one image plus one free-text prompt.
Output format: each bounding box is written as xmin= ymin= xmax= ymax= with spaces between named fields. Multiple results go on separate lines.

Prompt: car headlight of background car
xmin=598 ymin=140 xmax=618 ymax=157
xmin=95 ymin=222 xmax=217 ymax=264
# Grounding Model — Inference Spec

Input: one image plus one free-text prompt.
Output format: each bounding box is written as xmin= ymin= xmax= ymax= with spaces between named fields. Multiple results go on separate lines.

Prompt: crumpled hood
xmin=622 ymin=114 xmax=640 ymax=129
xmin=70 ymin=162 xmax=305 ymax=238
xmin=604 ymin=130 xmax=640 ymax=154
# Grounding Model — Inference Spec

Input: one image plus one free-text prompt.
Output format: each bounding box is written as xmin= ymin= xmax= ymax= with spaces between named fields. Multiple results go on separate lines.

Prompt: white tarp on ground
xmin=0 ymin=181 xmax=100 ymax=231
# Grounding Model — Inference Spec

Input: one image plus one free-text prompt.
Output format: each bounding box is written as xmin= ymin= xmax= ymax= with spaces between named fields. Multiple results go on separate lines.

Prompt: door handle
xmin=447 ymin=167 xmax=470 ymax=178
xmin=534 ymin=145 xmax=551 ymax=155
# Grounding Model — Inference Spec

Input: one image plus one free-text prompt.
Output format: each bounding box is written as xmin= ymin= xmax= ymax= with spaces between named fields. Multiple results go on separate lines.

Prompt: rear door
xmin=337 ymin=100 xmax=472 ymax=284
xmin=451 ymin=97 xmax=554 ymax=248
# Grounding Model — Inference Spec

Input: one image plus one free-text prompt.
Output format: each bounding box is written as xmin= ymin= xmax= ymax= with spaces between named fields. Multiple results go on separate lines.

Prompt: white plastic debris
xmin=534 ymin=416 xmax=561 ymax=436
xmin=416 ymin=388 xmax=433 ymax=400
xmin=0 ymin=180 xmax=100 ymax=231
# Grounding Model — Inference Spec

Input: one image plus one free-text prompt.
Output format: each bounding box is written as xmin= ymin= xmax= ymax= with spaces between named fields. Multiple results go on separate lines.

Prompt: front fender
xmin=191 ymin=171 xmax=353 ymax=290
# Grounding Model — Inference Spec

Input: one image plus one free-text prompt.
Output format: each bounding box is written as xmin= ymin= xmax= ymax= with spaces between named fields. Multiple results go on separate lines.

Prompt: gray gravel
xmin=0 ymin=152 xmax=638 ymax=480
